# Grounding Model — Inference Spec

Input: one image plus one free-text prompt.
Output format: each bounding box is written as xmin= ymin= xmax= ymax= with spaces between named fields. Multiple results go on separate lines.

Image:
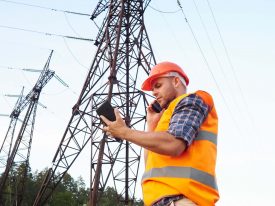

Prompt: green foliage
xmin=98 ymin=186 xmax=143 ymax=206
xmin=1 ymin=166 xmax=88 ymax=206
xmin=1 ymin=166 xmax=143 ymax=205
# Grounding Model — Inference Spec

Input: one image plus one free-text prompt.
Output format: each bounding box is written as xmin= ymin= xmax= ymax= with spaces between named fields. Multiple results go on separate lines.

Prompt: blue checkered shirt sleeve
xmin=168 ymin=94 xmax=209 ymax=147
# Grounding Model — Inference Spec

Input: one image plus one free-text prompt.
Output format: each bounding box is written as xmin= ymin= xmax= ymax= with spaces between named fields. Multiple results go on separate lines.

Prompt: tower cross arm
xmin=11 ymin=51 xmax=55 ymax=115
xmin=90 ymin=0 xmax=110 ymax=20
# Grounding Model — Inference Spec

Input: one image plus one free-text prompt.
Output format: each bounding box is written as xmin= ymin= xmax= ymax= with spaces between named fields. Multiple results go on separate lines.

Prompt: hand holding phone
xmin=151 ymin=101 xmax=162 ymax=113
xmin=96 ymin=100 xmax=116 ymax=121
xmin=96 ymin=100 xmax=122 ymax=142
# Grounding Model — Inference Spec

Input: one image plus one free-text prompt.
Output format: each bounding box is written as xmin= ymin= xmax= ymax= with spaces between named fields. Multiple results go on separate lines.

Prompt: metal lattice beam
xmin=0 ymin=51 xmax=55 ymax=205
xmin=33 ymin=0 xmax=156 ymax=205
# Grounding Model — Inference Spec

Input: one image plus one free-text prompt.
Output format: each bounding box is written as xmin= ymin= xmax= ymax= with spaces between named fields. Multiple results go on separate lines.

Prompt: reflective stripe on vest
xmin=142 ymin=166 xmax=218 ymax=190
xmin=142 ymin=130 xmax=218 ymax=191
xmin=195 ymin=130 xmax=217 ymax=145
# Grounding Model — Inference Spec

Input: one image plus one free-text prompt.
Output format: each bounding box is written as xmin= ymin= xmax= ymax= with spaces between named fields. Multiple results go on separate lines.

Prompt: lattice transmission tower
xmin=33 ymin=0 xmax=155 ymax=205
xmin=0 ymin=50 xmax=55 ymax=206
xmin=0 ymin=88 xmax=25 ymax=174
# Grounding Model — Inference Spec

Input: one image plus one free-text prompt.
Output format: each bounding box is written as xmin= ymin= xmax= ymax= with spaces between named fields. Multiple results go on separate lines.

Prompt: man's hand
xmin=100 ymin=108 xmax=129 ymax=140
xmin=101 ymin=107 xmax=185 ymax=156
xmin=146 ymin=102 xmax=164 ymax=131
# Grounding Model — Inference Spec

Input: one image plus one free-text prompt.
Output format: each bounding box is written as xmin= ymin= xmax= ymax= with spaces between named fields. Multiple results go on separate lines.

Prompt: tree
xmin=98 ymin=186 xmax=143 ymax=206
xmin=1 ymin=166 xmax=143 ymax=205
xmin=75 ymin=176 xmax=89 ymax=205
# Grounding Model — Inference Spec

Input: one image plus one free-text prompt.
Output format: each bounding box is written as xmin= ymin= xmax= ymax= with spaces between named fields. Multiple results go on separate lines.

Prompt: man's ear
xmin=173 ymin=76 xmax=181 ymax=88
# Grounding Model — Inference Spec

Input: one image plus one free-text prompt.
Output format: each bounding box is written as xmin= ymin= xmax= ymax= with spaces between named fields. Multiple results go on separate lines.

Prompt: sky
xmin=1 ymin=0 xmax=275 ymax=205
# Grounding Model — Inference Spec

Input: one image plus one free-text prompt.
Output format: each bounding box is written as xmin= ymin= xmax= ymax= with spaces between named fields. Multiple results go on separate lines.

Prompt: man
xmin=101 ymin=62 xmax=219 ymax=206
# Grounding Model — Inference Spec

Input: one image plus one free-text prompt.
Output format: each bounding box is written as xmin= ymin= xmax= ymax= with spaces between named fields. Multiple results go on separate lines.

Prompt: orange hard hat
xmin=141 ymin=61 xmax=189 ymax=91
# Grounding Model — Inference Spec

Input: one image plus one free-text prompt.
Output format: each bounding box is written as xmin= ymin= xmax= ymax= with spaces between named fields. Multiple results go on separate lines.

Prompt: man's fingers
xmin=103 ymin=126 xmax=108 ymax=132
xmin=114 ymin=108 xmax=121 ymax=119
xmin=100 ymin=115 xmax=111 ymax=125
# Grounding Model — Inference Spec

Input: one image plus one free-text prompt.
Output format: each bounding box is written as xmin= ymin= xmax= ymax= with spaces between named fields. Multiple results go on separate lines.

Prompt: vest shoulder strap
xmin=195 ymin=90 xmax=214 ymax=110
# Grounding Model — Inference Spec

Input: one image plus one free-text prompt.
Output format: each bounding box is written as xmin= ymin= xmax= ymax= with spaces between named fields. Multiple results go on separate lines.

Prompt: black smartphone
xmin=96 ymin=100 xmax=116 ymax=121
xmin=151 ymin=101 xmax=162 ymax=113
xmin=96 ymin=100 xmax=122 ymax=142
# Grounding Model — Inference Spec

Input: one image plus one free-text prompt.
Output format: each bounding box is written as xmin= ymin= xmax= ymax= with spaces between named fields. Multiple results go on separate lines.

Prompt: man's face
xmin=151 ymin=77 xmax=177 ymax=109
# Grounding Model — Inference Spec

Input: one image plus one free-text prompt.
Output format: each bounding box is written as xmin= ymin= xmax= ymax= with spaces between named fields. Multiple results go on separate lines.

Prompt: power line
xmin=191 ymin=0 xmax=242 ymax=114
xmin=1 ymin=93 xmax=13 ymax=110
xmin=205 ymin=1 xmax=253 ymax=110
xmin=0 ymin=25 xmax=94 ymax=42
xmin=176 ymin=0 xmax=242 ymax=132
xmin=147 ymin=1 xmax=239 ymax=129
xmin=1 ymin=0 xmax=95 ymax=39
xmin=0 ymin=65 xmax=69 ymax=88
xmin=0 ymin=65 xmax=79 ymax=97
xmin=148 ymin=4 xmax=191 ymax=67
xmin=149 ymin=5 xmax=181 ymax=14
xmin=0 ymin=0 xmax=90 ymax=16
xmin=205 ymin=0 xmax=256 ymax=132
xmin=62 ymin=38 xmax=89 ymax=70
xmin=63 ymin=12 xmax=82 ymax=37
xmin=1 ymin=0 xmax=98 ymax=43
xmin=91 ymin=19 xmax=100 ymax=30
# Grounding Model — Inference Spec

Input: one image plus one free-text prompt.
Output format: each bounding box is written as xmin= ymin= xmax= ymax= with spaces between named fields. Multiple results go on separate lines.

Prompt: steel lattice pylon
xmin=0 ymin=87 xmax=24 ymax=173
xmin=0 ymin=51 xmax=55 ymax=206
xmin=33 ymin=0 xmax=155 ymax=205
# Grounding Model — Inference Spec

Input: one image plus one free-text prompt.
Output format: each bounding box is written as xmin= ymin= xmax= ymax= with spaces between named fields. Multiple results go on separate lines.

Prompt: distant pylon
xmin=0 ymin=87 xmax=25 ymax=173
xmin=0 ymin=51 xmax=55 ymax=206
xmin=33 ymin=0 xmax=155 ymax=205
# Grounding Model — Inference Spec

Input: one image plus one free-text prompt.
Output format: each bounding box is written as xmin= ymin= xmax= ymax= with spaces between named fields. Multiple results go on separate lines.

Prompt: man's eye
xmin=155 ymin=84 xmax=161 ymax=88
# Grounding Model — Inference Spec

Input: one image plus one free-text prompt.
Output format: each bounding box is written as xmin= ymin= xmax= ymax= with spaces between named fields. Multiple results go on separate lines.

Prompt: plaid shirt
xmin=168 ymin=93 xmax=209 ymax=147
xmin=153 ymin=195 xmax=184 ymax=206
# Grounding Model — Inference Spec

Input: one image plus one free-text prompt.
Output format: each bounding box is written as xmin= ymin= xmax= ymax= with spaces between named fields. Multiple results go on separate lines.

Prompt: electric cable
xmin=149 ymin=5 xmax=191 ymax=65
xmin=0 ymin=25 xmax=94 ymax=42
xmin=2 ymin=93 xmax=13 ymax=110
xmin=63 ymin=12 xmax=82 ymax=37
xmin=149 ymin=5 xmax=181 ymax=14
xmin=205 ymin=0 xmax=255 ymax=128
xmin=92 ymin=19 xmax=100 ymax=30
xmin=0 ymin=65 xmax=78 ymax=96
xmin=41 ymin=87 xmax=69 ymax=96
xmin=191 ymin=0 xmax=242 ymax=114
xmin=176 ymin=0 xmax=242 ymax=133
xmin=62 ymin=37 xmax=90 ymax=70
xmin=0 ymin=0 xmax=90 ymax=16
xmin=19 ymin=69 xmax=33 ymax=87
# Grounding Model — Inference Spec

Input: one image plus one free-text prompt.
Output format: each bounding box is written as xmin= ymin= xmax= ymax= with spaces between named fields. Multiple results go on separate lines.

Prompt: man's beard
xmin=162 ymin=95 xmax=177 ymax=109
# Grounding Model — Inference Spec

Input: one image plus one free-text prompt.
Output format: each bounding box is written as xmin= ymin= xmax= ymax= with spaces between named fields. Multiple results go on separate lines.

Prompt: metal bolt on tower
xmin=0 ymin=50 xmax=55 ymax=206
xmin=33 ymin=0 xmax=155 ymax=205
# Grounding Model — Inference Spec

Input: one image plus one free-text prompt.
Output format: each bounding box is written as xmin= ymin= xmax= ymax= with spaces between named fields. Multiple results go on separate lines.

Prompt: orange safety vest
xmin=142 ymin=90 xmax=219 ymax=206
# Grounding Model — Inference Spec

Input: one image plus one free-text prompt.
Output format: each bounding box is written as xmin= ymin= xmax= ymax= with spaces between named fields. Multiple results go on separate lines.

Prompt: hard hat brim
xmin=141 ymin=71 xmax=168 ymax=91
xmin=141 ymin=62 xmax=190 ymax=91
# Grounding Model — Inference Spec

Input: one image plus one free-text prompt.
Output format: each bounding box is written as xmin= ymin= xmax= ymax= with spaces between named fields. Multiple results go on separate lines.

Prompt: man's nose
xmin=152 ymin=88 xmax=158 ymax=97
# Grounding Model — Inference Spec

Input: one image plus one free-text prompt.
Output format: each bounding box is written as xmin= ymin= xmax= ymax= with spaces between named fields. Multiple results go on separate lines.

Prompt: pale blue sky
xmin=1 ymin=0 xmax=275 ymax=205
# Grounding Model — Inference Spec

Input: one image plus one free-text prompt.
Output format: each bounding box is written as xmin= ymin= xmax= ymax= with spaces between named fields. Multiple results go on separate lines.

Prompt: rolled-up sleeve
xmin=168 ymin=94 xmax=209 ymax=147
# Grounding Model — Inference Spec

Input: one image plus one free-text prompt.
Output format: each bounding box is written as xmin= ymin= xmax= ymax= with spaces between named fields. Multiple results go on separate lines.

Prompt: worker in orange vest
xmin=101 ymin=62 xmax=219 ymax=206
